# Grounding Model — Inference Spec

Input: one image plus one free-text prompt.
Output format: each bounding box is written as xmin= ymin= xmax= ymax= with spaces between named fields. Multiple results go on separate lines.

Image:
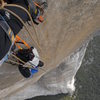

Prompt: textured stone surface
xmin=0 ymin=0 xmax=100 ymax=99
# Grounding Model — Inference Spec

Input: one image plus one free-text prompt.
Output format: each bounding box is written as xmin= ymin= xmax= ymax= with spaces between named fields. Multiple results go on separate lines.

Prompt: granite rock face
xmin=0 ymin=0 xmax=100 ymax=99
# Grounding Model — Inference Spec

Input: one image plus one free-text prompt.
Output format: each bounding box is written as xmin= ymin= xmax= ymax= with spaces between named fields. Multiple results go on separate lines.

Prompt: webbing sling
xmin=0 ymin=14 xmax=15 ymax=43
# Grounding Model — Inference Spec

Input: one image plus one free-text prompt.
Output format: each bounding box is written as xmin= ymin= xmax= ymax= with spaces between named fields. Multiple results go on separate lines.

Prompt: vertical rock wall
xmin=0 ymin=0 xmax=100 ymax=99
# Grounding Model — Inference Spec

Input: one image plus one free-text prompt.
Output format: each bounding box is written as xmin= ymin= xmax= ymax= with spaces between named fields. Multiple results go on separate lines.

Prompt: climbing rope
xmin=7 ymin=59 xmax=32 ymax=68
xmin=7 ymin=59 xmax=46 ymax=72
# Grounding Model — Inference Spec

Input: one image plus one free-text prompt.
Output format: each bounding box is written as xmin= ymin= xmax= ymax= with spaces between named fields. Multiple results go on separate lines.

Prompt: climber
xmin=0 ymin=0 xmax=30 ymax=66
xmin=0 ymin=0 xmax=48 ymax=66
xmin=0 ymin=14 xmax=44 ymax=77
xmin=16 ymin=47 xmax=44 ymax=78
